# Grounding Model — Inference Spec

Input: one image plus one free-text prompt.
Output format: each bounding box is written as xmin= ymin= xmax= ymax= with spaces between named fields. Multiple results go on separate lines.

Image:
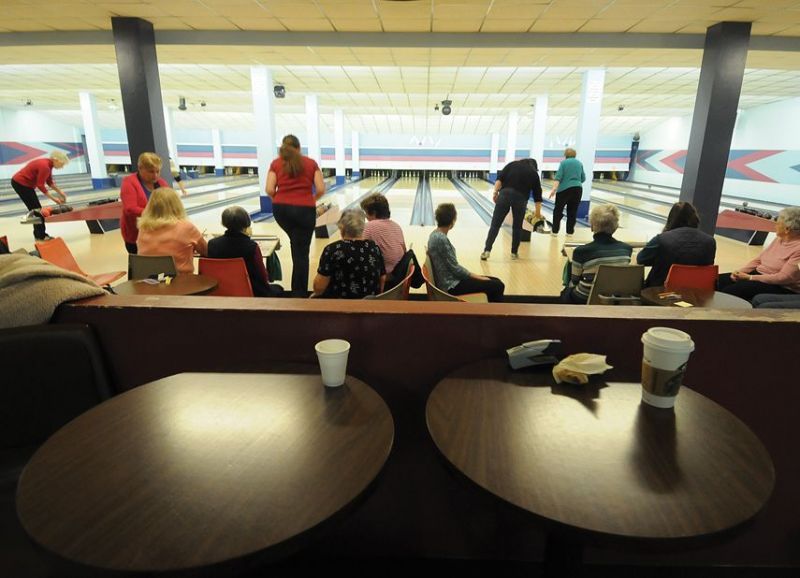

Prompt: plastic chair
xmin=665 ymin=264 xmax=719 ymax=291
xmin=198 ymin=257 xmax=254 ymax=297
xmin=128 ymin=254 xmax=178 ymax=280
xmin=365 ymin=263 xmax=415 ymax=301
xmin=35 ymin=237 xmax=125 ymax=286
xmin=422 ymin=255 xmax=488 ymax=303
xmin=587 ymin=265 xmax=644 ymax=305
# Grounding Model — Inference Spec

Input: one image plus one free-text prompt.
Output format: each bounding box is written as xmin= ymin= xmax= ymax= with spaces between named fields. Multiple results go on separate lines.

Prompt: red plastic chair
xmin=664 ymin=264 xmax=719 ymax=291
xmin=198 ymin=257 xmax=254 ymax=297
xmin=35 ymin=237 xmax=125 ymax=286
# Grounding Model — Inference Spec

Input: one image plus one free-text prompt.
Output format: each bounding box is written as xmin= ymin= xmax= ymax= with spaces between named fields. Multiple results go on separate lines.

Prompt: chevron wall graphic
xmin=0 ymin=141 xmax=85 ymax=166
xmin=635 ymin=149 xmax=800 ymax=184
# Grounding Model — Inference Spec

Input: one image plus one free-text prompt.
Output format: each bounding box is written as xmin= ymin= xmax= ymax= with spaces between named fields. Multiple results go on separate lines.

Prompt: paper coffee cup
xmin=315 ymin=339 xmax=350 ymax=387
xmin=640 ymin=327 xmax=695 ymax=408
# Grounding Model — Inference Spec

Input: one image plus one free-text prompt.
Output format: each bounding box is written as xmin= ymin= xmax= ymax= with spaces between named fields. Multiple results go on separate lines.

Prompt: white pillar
xmin=250 ymin=66 xmax=276 ymax=208
xmin=163 ymin=105 xmax=178 ymax=163
xmin=351 ymin=131 xmax=360 ymax=178
xmin=505 ymin=110 xmax=518 ymax=165
xmin=529 ymin=95 xmax=549 ymax=166
xmin=78 ymin=92 xmax=110 ymax=189
xmin=489 ymin=133 xmax=500 ymax=181
xmin=305 ymin=94 xmax=321 ymax=162
xmin=576 ymin=68 xmax=606 ymax=205
xmin=212 ymin=128 xmax=224 ymax=176
xmin=334 ymin=109 xmax=345 ymax=185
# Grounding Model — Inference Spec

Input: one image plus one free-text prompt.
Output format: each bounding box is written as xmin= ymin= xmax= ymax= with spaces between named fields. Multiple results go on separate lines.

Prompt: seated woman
xmin=637 ymin=202 xmax=716 ymax=287
xmin=719 ymin=206 xmax=800 ymax=301
xmin=207 ymin=206 xmax=283 ymax=297
xmin=312 ymin=208 xmax=385 ymax=299
xmin=136 ymin=187 xmax=207 ymax=274
xmin=361 ymin=192 xmax=424 ymax=289
xmin=427 ymin=203 xmax=505 ymax=302
xmin=563 ymin=204 xmax=632 ymax=304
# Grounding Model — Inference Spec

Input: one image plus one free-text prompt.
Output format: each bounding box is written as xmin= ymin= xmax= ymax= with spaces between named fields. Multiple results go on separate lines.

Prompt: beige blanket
xmin=0 ymin=253 xmax=105 ymax=328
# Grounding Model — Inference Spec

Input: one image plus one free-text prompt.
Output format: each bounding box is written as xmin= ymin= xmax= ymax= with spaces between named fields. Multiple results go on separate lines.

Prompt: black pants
xmin=450 ymin=276 xmax=505 ymax=303
xmin=273 ymin=204 xmax=317 ymax=297
xmin=718 ymin=271 xmax=793 ymax=302
xmin=484 ymin=189 xmax=528 ymax=254
xmin=11 ymin=179 xmax=47 ymax=239
xmin=551 ymin=186 xmax=582 ymax=234
xmin=125 ymin=242 xmax=138 ymax=254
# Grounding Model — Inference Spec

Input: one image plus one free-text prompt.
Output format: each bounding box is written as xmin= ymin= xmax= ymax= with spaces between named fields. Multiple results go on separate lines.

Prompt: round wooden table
xmin=112 ymin=273 xmax=218 ymax=296
xmin=426 ymin=359 xmax=774 ymax=569
xmin=17 ymin=372 xmax=394 ymax=573
xmin=641 ymin=286 xmax=752 ymax=309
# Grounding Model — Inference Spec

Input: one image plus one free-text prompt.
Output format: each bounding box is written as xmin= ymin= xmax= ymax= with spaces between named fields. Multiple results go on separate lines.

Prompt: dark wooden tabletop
xmin=426 ymin=358 xmax=774 ymax=541
xmin=112 ymin=273 xmax=218 ymax=296
xmin=641 ymin=286 xmax=752 ymax=309
xmin=17 ymin=372 xmax=394 ymax=573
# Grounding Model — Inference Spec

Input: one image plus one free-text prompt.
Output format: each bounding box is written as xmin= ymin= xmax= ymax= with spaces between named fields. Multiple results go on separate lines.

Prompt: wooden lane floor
xmin=383 ymin=176 xmax=420 ymax=226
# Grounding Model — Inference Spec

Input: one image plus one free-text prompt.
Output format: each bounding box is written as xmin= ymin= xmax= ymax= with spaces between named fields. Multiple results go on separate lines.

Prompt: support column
xmin=489 ymin=133 xmax=500 ymax=182
xmin=351 ymin=131 xmax=360 ymax=179
xmin=78 ymin=92 xmax=113 ymax=190
xmin=250 ymin=66 xmax=276 ymax=213
xmin=575 ymin=68 xmax=606 ymax=219
xmin=334 ymin=109 xmax=345 ymax=185
xmin=212 ymin=128 xmax=224 ymax=176
xmin=680 ymin=22 xmax=751 ymax=235
xmin=305 ymin=94 xmax=321 ymax=162
xmin=111 ymin=17 xmax=171 ymax=185
xmin=163 ymin=105 xmax=178 ymax=162
xmin=529 ymin=95 xmax=548 ymax=165
xmin=505 ymin=111 xmax=518 ymax=165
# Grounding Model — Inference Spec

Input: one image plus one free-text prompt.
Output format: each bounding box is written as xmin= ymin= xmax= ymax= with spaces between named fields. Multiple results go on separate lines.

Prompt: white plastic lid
xmin=641 ymin=327 xmax=695 ymax=353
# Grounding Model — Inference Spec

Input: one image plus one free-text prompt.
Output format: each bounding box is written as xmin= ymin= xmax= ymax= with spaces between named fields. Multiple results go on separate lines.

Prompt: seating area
xmin=35 ymin=237 xmax=125 ymax=287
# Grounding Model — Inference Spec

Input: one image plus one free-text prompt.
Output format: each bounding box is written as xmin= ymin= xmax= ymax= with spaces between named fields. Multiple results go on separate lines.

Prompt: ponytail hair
xmin=279 ymin=134 xmax=303 ymax=178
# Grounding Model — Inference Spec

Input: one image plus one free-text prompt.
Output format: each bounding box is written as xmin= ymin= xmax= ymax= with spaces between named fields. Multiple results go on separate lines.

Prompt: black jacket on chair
xmin=207 ymin=231 xmax=277 ymax=297
xmin=637 ymin=226 xmax=717 ymax=287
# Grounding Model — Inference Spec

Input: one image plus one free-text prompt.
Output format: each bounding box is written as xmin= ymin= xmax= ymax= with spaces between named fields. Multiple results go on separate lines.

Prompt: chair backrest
xmin=0 ymin=324 xmax=112 ymax=449
xmin=366 ymin=263 xmax=414 ymax=301
xmin=198 ymin=257 xmax=254 ymax=297
xmin=421 ymin=256 xmax=463 ymax=302
xmin=34 ymin=237 xmax=86 ymax=276
xmin=401 ymin=262 xmax=415 ymax=300
xmin=128 ymin=254 xmax=178 ymax=280
xmin=587 ymin=265 xmax=644 ymax=305
xmin=665 ymin=264 xmax=719 ymax=291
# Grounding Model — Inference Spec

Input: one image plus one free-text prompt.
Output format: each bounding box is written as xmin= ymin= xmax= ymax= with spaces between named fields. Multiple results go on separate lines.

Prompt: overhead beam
xmin=0 ymin=30 xmax=797 ymax=52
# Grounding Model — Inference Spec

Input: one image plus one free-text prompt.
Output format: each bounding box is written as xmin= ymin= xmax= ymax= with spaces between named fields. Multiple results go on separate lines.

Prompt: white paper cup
xmin=640 ymin=327 xmax=695 ymax=408
xmin=315 ymin=339 xmax=351 ymax=387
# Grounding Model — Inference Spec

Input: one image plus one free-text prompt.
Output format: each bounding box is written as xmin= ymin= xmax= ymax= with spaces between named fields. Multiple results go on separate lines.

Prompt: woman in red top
xmin=266 ymin=134 xmax=326 ymax=296
xmin=120 ymin=152 xmax=168 ymax=254
xmin=11 ymin=151 xmax=69 ymax=241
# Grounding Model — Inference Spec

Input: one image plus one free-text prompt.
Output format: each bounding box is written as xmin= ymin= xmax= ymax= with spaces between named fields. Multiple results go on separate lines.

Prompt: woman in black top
xmin=481 ymin=158 xmax=542 ymax=261
xmin=313 ymin=208 xmax=385 ymax=299
xmin=207 ymin=206 xmax=283 ymax=297
xmin=637 ymin=202 xmax=716 ymax=287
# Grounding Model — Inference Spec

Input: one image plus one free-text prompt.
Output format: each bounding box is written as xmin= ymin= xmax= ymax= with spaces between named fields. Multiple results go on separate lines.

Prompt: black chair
xmin=0 ymin=324 xmax=112 ymax=577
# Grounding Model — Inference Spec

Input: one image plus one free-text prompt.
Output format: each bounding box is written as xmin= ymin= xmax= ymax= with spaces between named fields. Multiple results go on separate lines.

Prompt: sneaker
xmin=35 ymin=234 xmax=54 ymax=242
xmin=480 ymin=251 xmax=490 ymax=260
xmin=565 ymin=233 xmax=574 ymax=238
xmin=511 ymin=253 xmax=519 ymax=260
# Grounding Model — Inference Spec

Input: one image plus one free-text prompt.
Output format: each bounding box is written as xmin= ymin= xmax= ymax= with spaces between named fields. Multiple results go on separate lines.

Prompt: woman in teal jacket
xmin=548 ymin=147 xmax=586 ymax=236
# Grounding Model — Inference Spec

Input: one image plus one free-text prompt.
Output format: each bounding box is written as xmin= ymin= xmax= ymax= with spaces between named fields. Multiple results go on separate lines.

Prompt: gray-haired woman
xmin=562 ymin=204 xmax=632 ymax=303
xmin=719 ymin=206 xmax=800 ymax=301
xmin=312 ymin=207 xmax=386 ymax=298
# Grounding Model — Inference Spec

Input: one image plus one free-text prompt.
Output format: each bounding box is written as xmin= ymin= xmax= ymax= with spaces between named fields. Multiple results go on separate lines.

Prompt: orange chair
xmin=35 ymin=237 xmax=125 ymax=287
xmin=422 ymin=256 xmax=488 ymax=303
xmin=401 ymin=263 xmax=415 ymax=300
xmin=664 ymin=264 xmax=719 ymax=291
xmin=198 ymin=257 xmax=254 ymax=297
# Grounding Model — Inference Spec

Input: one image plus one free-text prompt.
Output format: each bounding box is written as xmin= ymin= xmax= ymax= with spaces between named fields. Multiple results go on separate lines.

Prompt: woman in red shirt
xmin=266 ymin=134 xmax=326 ymax=297
xmin=120 ymin=152 xmax=168 ymax=254
xmin=11 ymin=151 xmax=69 ymax=241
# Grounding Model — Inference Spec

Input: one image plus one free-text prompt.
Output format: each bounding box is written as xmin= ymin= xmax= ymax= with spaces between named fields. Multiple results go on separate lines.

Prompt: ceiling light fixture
xmin=178 ymin=97 xmax=187 ymax=111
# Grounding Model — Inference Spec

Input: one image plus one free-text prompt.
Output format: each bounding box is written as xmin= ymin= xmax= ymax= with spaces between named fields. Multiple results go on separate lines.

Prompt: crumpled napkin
xmin=552 ymin=353 xmax=613 ymax=384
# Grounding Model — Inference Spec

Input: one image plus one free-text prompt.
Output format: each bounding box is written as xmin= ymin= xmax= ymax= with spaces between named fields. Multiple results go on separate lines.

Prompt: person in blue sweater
xmin=548 ymin=147 xmax=586 ymax=236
